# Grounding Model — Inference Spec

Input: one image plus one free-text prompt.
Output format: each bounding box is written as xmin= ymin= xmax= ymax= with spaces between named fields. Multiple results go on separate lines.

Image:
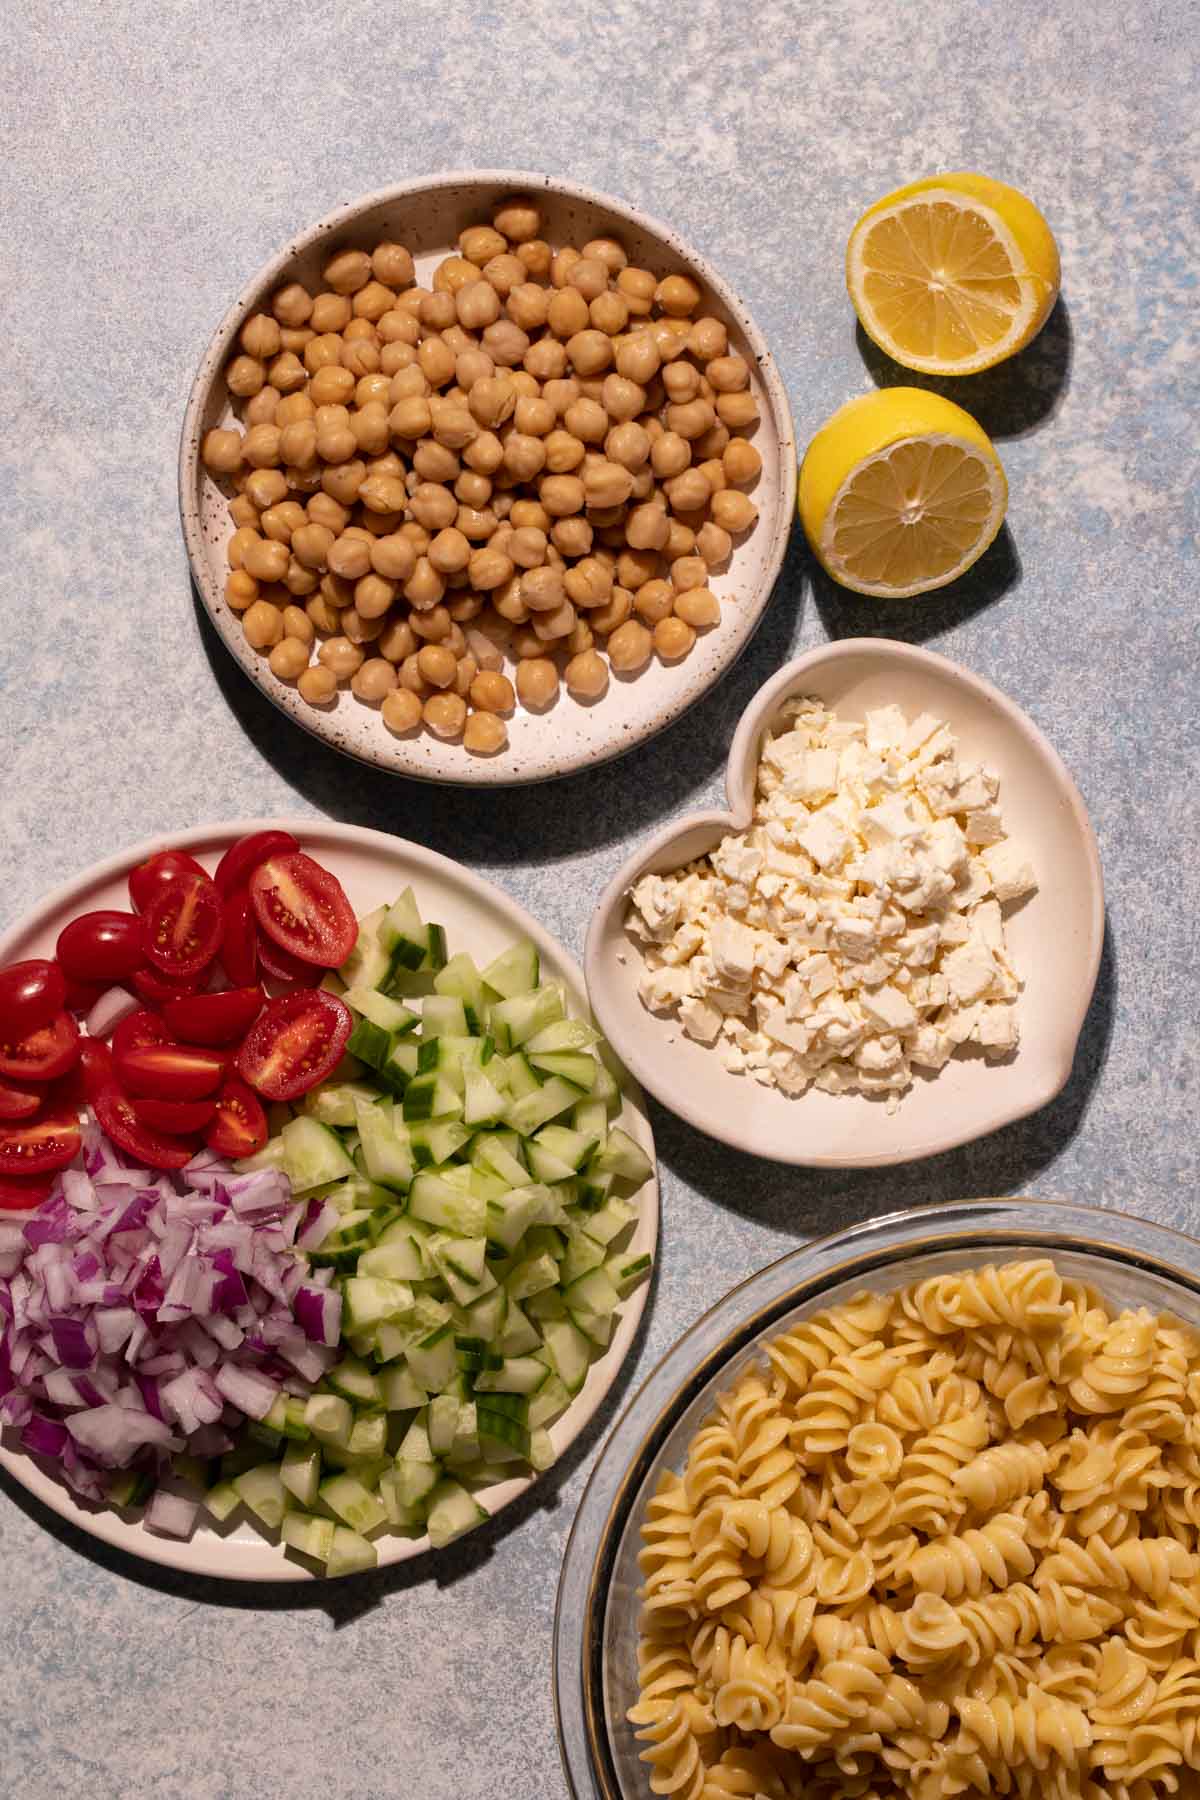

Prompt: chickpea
xmin=452 ymin=652 xmax=478 ymax=696
xmin=582 ymin=460 xmax=634 ymax=509
xmin=400 ymin=484 xmax=451 ymax=534
xmin=324 ymin=249 xmax=372 ymax=295
xmin=674 ymin=587 xmax=721 ymax=630
xmin=305 ymin=594 xmax=341 ymax=635
xmin=413 ymin=440 xmax=460 ymax=483
xmin=340 ymin=336 xmax=380 ymax=379
xmin=616 ymin=266 xmax=656 ymax=315
xmin=614 ymin=332 xmax=660 ymax=385
xmin=664 ymin=520 xmax=696 ymax=562
xmin=389 ymin=395 xmax=432 ymax=439
xmin=280 ymin=604 xmax=315 ymax=644
xmin=716 ymin=390 xmax=759 ymax=431
xmin=405 ymin=556 xmax=446 ymax=610
xmin=456 ymin=347 xmax=494 ymax=390
xmin=346 ymin=656 xmax=394 ymax=704
xmin=266 ymin=636 xmax=308 ymax=681
xmin=550 ymin=245 xmax=582 ymax=289
xmin=463 ymin=429 xmax=504 ymax=474
xmin=350 ymin=401 xmax=390 ymax=456
xmin=417 ymin=335 xmax=457 ymax=388
xmin=562 ymin=256 xmax=604 ymax=303
xmin=605 ymin=420 xmax=650 ymax=473
xmin=453 ymin=279 xmax=499 ymax=331
xmin=241 ymin=424 xmax=282 ymax=470
xmin=583 ymin=290 xmax=624 ymax=337
xmin=654 ymin=615 xmax=696 ymax=661
xmin=424 ymin=692 xmax=468 ymax=740
xmin=245 ymin=388 xmax=281 ymax=428
xmin=482 ymin=252 xmax=525 ymax=297
xmin=456 ymin=504 xmax=497 ymax=540
xmin=317 ymin=635 xmax=364 ymax=680
xmin=563 ymin=557 xmax=614 ymax=609
xmin=302 ymin=332 xmax=341 ymax=375
xmin=589 ymin=585 xmax=633 ymax=635
xmin=613 ymin=547 xmax=656 ymax=590
xmin=625 ymin=501 xmax=670 ymax=551
xmin=715 ymin=439 xmax=760 ymax=491
xmin=310 ymin=296 xmax=352 ymax=336
xmin=516 ymin=657 xmax=559 ymax=710
xmin=203 ymin=428 xmax=250 ymax=486
xmin=241 ymin=599 xmax=283 ymax=650
xmin=551 ymin=516 xmax=593 ymax=559
xmin=563 ymin=397 xmax=608 ymax=444
xmin=225 ymin=569 xmax=258 ymax=612
xmin=543 ymin=429 xmax=585 ymax=475
xmin=279 ymin=419 xmax=318 ymax=469
xmin=565 ymin=329 xmax=614 ymax=377
xmin=368 ymin=533 xmax=415 ymax=582
xmin=666 ymin=398 xmax=716 ymax=441
xmin=398 ymin=653 xmax=429 ymax=696
xmin=379 ymin=319 xmax=419 ymax=358
xmin=315 ymin=425 xmax=356 ymax=464
xmin=522 ymin=336 xmax=566 ymax=382
xmin=376 ymin=616 xmax=415 ymax=663
xmin=457 ymin=668 xmax=510 ymax=717
xmin=506 ymin=282 xmax=550 ymax=333
xmin=349 ymin=572 xmax=393 ymax=620
xmin=594 ymin=374 xmax=639 ymax=423
xmin=648 ymin=318 xmax=689 ymax=363
xmin=646 ymin=431 xmax=687 ymax=481
xmin=634 ymin=578 xmax=675 ymax=624
xmin=540 ymin=473 xmax=586 ymax=517
xmin=382 ymin=687 xmax=423 ymax=734
xmin=704 ymin=352 xmax=748 ymax=392
xmin=662 ymin=359 xmax=701 ymax=404
xmin=511 ymin=497 xmax=551 ymax=531
xmin=298 ymin=664 xmax=338 ymax=707
xmin=465 ymin=376 xmax=514 ymax=430
xmin=464 ymin=625 xmax=504 ymax=671
xmin=520 ymin=564 xmax=565 ymax=613
xmin=664 ymin=467 xmax=712 ymax=514
xmin=263 ymin=350 xmax=303 ymax=394
xmin=691 ymin=521 xmax=730 ymax=570
xmin=543 ymin=286 xmax=587 ymax=341
xmin=260 ymin=500 xmax=305 ymax=543
xmin=710 ymin=489 xmax=758 ymax=533
xmin=605 ymin=618 xmax=652 ymax=673
xmin=272 ymin=283 xmax=313 ymax=327
xmin=463 ymin=711 xmax=508 ymax=755
xmin=685 ymin=316 xmax=726 ymax=362
xmin=317 ymin=534 xmax=365 ymax=582
xmin=310 ymin=365 xmax=356 ymax=407
xmin=307 ymin=493 xmax=351 ymax=534
xmin=474 ymin=319 xmax=525 ymax=368
xmin=373 ymin=242 xmax=416 ymax=288
xmin=501 ymin=432 xmax=546 ymax=483
xmin=509 ymin=398 xmax=550 ymax=442
xmin=564 ymin=649 xmax=608 ymax=700
xmin=493 ymin=197 xmax=541 ymax=243
xmin=226 ymin=354 xmax=264 ymax=398
xmin=469 ymin=545 xmax=515 ymax=591
xmin=693 ymin=421 xmax=731 ymax=461
xmin=239 ymin=535 xmax=287 ymax=584
xmin=505 ymin=525 xmax=545 ymax=569
xmin=353 ymin=280 xmax=396 ymax=323
xmin=492 ymin=581 xmax=529 ymax=623
xmin=275 ymin=391 xmax=314 ymax=426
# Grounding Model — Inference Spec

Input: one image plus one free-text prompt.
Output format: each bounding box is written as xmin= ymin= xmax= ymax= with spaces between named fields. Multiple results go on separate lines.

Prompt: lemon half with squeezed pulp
xmin=847 ymin=173 xmax=1060 ymax=375
xmin=798 ymin=388 xmax=1007 ymax=598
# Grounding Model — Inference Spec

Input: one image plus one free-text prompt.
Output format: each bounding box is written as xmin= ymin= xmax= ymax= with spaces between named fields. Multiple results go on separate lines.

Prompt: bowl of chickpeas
xmin=181 ymin=171 xmax=796 ymax=781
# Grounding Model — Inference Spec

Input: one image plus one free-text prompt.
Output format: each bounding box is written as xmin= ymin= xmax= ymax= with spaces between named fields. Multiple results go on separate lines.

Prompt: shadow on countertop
xmin=0 ymin=1248 xmax=662 ymax=1627
xmin=854 ymin=296 xmax=1074 ymax=443
xmin=653 ymin=914 xmax=1117 ymax=1241
xmin=194 ymin=521 xmax=810 ymax=865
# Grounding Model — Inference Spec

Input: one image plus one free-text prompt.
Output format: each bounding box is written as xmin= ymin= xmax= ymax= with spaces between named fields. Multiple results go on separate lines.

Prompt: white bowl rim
xmin=178 ymin=167 xmax=798 ymax=790
xmin=584 ymin=636 xmax=1106 ymax=1167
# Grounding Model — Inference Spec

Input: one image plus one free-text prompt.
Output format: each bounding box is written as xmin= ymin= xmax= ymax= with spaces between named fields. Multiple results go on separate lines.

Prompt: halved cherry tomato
xmin=92 ymin=1087 xmax=193 ymax=1171
xmin=235 ymin=990 xmax=351 ymax=1101
xmin=75 ymin=1039 xmax=116 ymax=1105
xmin=62 ymin=974 xmax=106 ymax=1015
xmin=249 ymin=853 xmax=357 ymax=969
xmin=128 ymin=848 xmax=209 ymax=915
xmin=162 ymin=986 xmax=264 ymax=1046
xmin=204 ymin=1076 xmax=268 ymax=1157
xmin=214 ymin=830 xmax=300 ymax=897
xmin=56 ymin=911 xmax=143 ymax=984
xmin=132 ymin=1096 xmax=216 ymax=1134
xmin=116 ymin=1044 xmax=226 ymax=1102
xmin=131 ymin=965 xmax=202 ymax=1006
xmin=140 ymin=872 xmax=223 ymax=979
xmin=112 ymin=1009 xmax=173 ymax=1065
xmin=0 ymin=959 xmax=66 ymax=1038
xmin=220 ymin=889 xmax=258 ymax=986
xmin=0 ymin=1104 xmax=82 ymax=1176
xmin=0 ymin=1171 xmax=54 ymax=1211
xmin=256 ymin=931 xmax=322 ymax=988
xmin=0 ymin=1011 xmax=80 ymax=1082
xmin=0 ymin=1078 xmax=45 ymax=1121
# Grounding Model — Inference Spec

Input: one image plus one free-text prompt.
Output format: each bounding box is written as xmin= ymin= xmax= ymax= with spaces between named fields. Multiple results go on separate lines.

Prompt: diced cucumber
xmin=377 ymin=1469 xmax=426 ymax=1530
xmin=575 ymin=1169 xmax=616 ymax=1212
xmin=354 ymin=1098 xmax=415 ymax=1192
xmin=431 ymin=1236 xmax=495 ymax=1307
xmin=529 ymin=1428 xmax=556 ymax=1472
xmin=506 ymin=1077 xmax=586 ymax=1137
xmin=279 ymin=1117 xmax=355 ymax=1193
xmin=505 ymin=1250 xmax=561 ymax=1301
xmin=489 ymin=985 xmax=564 ymax=1051
xmin=301 ymin=1080 xmax=382 ymax=1128
xmin=525 ymin=1138 xmax=576 ymax=1183
xmin=609 ymin=1251 xmax=653 ymax=1292
xmin=379 ymin=1364 xmax=426 ymax=1412
xmin=459 ymin=1287 xmax=507 ymax=1343
xmin=434 ymin=953 xmax=487 ymax=1033
xmin=402 ymin=1072 xmax=463 ymax=1123
xmin=534 ymin=1124 xmax=601 ymax=1172
xmin=428 ymin=1393 xmax=461 ymax=1456
xmin=392 ymin=1456 xmax=440 ymax=1509
xmin=476 ymin=1408 xmax=531 ymax=1459
xmin=485 ymin=1184 xmax=552 ymax=1254
xmin=343 ymin=1275 xmax=414 ymax=1332
xmin=381 ymin=887 xmax=434 ymax=970
xmin=407 ymin=1117 xmax=472 ymax=1169
xmin=528 ymin=1050 xmax=596 ymax=1089
xmin=560 ymin=1227 xmax=607 ymax=1286
xmin=467 ymin=1167 xmax=511 ymax=1206
xmin=358 ymin=1237 xmax=426 ymax=1283
xmin=280 ymin=1440 xmax=322 ymax=1509
xmin=347 ymin=1016 xmax=395 ymax=1073
xmin=426 ymin=1479 xmax=489 ymax=1548
xmin=326 ymin=1355 xmax=382 ymax=1408
xmin=406 ymin=1321 xmax=458 ymax=1393
xmin=449 ymin=1401 xmax=480 ymax=1465
xmin=526 ymin=1018 xmax=601 ymax=1055
xmin=497 ymin=1299 xmax=541 ymax=1357
xmin=233 ymin=1466 xmax=289 ymax=1530
xmin=563 ymin=1266 xmax=621 ymax=1345
xmin=582 ymin=1193 xmax=638 ymax=1246
xmin=528 ymin=1374 xmax=572 ymax=1431
xmin=234 ymin=1136 xmax=289 ymax=1176
xmin=416 ymin=1037 xmax=467 ymax=1089
xmin=542 ymin=1317 xmax=593 ymax=1394
xmin=473 ymin=1355 xmax=549 ymax=1396
xmin=305 ymin=1393 xmax=354 ymax=1448
xmin=343 ymin=986 xmax=420 ymax=1035
xmin=409 ymin=1173 xmax=485 ymax=1237
xmin=203 ymin=1480 xmax=241 ymax=1522
xmin=593 ymin=1126 xmax=654 ymax=1187
xmin=319 ymin=1473 xmax=387 ymax=1535
xmin=337 ymin=903 xmax=392 ymax=992
xmin=526 ymin=1288 xmax=568 ymax=1324
xmin=572 ymin=1099 xmax=609 ymax=1149
xmin=480 ymin=940 xmax=540 ymax=999
xmin=463 ymin=1064 xmax=507 ymax=1126
xmin=380 ymin=1036 xmax=420 ymax=1094
xmin=349 ymin=1412 xmax=388 ymax=1460
xmin=326 ymin=1526 xmax=378 ymax=1577
xmin=398 ymin=1412 xmax=435 ymax=1463
xmin=306 ymin=1208 xmax=374 ymax=1268
xmin=281 ymin=1513 xmax=336 ymax=1563
xmin=421 ymin=995 xmax=468 ymax=1039
xmin=472 ymin=1133 xmax=528 ymax=1188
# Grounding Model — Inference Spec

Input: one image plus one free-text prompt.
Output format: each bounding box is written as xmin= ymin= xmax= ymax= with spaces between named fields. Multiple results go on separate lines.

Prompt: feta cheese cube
xmin=860 ymin=984 xmax=918 ymax=1032
xmin=709 ymin=916 xmax=756 ymax=985
xmin=981 ymin=840 xmax=1038 ymax=903
xmin=976 ymin=1003 xmax=1020 ymax=1054
xmin=942 ymin=940 xmax=997 ymax=1004
xmin=629 ymin=873 xmax=681 ymax=941
xmin=797 ymin=808 xmax=851 ymax=871
xmin=964 ymin=805 xmax=1006 ymax=846
xmin=679 ymin=997 xmax=723 ymax=1044
xmin=865 ymin=705 xmax=908 ymax=752
xmin=832 ymin=915 xmax=879 ymax=961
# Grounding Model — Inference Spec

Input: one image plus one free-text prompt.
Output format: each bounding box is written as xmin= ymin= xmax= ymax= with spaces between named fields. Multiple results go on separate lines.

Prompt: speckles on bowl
xmin=179 ymin=169 xmax=797 ymax=789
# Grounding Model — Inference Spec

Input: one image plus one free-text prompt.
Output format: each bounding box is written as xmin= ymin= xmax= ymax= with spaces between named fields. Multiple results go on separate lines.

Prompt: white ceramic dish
xmin=180 ymin=170 xmax=797 ymax=788
xmin=585 ymin=639 xmax=1104 ymax=1168
xmin=0 ymin=819 xmax=658 ymax=1581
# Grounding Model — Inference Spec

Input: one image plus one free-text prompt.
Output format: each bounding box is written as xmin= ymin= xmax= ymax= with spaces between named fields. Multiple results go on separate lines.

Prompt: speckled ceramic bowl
xmin=180 ymin=170 xmax=797 ymax=787
xmin=585 ymin=639 xmax=1105 ymax=1168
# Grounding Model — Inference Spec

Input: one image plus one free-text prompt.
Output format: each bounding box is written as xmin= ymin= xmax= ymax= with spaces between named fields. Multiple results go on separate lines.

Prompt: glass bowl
xmin=553 ymin=1198 xmax=1200 ymax=1799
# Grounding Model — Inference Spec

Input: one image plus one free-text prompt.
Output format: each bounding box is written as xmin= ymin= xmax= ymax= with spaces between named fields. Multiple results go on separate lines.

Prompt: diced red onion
xmin=85 ymin=986 xmax=141 ymax=1040
xmin=145 ymin=1489 xmax=200 ymax=1538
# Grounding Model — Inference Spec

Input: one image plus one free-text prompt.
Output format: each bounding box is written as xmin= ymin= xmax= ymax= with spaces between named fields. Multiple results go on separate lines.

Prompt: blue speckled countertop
xmin=2 ymin=2 xmax=1197 ymax=1795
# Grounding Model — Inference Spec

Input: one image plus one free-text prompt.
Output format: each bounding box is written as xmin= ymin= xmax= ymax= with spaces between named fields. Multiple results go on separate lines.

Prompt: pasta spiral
xmin=628 ymin=1260 xmax=1200 ymax=1800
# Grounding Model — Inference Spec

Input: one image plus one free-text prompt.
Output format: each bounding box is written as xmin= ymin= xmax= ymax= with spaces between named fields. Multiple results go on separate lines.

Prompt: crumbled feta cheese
xmin=625 ymin=697 xmax=1033 ymax=1105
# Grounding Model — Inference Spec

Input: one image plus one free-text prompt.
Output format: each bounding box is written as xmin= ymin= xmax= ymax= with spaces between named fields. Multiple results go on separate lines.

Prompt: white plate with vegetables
xmin=0 ymin=821 xmax=657 ymax=1580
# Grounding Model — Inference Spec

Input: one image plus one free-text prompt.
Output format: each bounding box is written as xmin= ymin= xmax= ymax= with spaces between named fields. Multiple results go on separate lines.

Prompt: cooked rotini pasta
xmin=628 ymin=1258 xmax=1200 ymax=1799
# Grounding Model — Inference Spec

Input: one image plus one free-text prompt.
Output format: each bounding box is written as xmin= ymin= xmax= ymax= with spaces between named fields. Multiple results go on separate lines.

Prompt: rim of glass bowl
xmin=552 ymin=1196 xmax=1200 ymax=1800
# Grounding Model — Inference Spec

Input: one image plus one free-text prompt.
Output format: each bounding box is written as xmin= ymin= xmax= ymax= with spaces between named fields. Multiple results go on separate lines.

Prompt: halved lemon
xmin=798 ymin=388 xmax=1007 ymax=598
xmin=847 ymin=173 xmax=1060 ymax=375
